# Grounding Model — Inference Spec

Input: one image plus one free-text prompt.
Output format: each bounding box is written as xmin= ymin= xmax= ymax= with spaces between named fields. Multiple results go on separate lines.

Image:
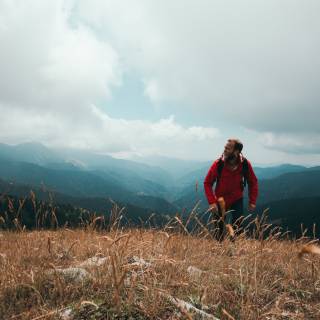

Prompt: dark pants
xmin=229 ymin=198 xmax=244 ymax=225
xmin=215 ymin=198 xmax=244 ymax=241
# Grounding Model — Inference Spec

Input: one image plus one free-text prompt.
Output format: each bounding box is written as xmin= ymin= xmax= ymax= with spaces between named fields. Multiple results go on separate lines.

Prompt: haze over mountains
xmin=0 ymin=142 xmax=319 ymax=235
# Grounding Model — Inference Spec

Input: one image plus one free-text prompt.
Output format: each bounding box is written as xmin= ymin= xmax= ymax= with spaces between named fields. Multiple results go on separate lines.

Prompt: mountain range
xmin=0 ymin=142 xmax=319 ymax=235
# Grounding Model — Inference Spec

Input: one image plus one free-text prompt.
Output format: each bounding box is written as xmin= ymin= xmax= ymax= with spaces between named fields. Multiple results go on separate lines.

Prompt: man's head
xmin=223 ymin=138 xmax=243 ymax=161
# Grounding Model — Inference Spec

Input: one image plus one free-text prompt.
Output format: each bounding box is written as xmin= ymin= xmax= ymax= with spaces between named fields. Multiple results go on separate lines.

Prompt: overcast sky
xmin=1 ymin=0 xmax=320 ymax=165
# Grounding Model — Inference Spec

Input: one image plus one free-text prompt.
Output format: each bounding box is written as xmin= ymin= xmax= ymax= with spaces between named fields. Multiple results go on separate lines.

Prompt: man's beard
xmin=226 ymin=153 xmax=238 ymax=163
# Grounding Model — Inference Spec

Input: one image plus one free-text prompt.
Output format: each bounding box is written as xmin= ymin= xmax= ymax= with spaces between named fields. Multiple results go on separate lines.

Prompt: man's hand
xmin=208 ymin=203 xmax=218 ymax=213
xmin=248 ymin=203 xmax=256 ymax=212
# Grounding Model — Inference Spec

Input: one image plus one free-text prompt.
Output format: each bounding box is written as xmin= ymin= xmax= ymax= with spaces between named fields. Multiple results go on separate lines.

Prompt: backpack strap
xmin=216 ymin=158 xmax=224 ymax=188
xmin=242 ymin=157 xmax=249 ymax=188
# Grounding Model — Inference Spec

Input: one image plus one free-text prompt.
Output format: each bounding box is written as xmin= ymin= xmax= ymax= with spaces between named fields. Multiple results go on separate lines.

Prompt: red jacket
xmin=204 ymin=156 xmax=258 ymax=210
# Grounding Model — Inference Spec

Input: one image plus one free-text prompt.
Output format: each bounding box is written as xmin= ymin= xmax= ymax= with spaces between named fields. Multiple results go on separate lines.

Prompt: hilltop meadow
xmin=2 ymin=0 xmax=320 ymax=318
xmin=0 ymin=203 xmax=320 ymax=320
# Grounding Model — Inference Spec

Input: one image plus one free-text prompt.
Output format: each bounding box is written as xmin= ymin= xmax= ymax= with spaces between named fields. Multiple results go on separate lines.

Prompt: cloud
xmin=0 ymin=102 xmax=220 ymax=159
xmin=75 ymin=0 xmax=320 ymax=136
xmin=0 ymin=0 xmax=120 ymax=114
xmin=257 ymin=131 xmax=320 ymax=155
xmin=0 ymin=0 xmax=222 ymax=160
xmin=1 ymin=0 xmax=319 ymax=161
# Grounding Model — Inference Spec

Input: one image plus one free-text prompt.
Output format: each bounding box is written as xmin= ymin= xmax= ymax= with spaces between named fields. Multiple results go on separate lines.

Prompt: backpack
xmin=216 ymin=157 xmax=249 ymax=189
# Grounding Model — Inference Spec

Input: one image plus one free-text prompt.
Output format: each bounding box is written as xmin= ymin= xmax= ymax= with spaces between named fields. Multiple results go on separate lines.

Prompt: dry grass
xmin=0 ymin=224 xmax=320 ymax=320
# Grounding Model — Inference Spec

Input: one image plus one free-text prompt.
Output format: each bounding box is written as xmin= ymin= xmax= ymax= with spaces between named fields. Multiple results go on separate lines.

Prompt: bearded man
xmin=204 ymin=138 xmax=258 ymax=239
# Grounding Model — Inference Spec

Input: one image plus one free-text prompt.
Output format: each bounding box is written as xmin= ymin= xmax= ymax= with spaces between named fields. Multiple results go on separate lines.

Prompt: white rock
xmin=124 ymin=277 xmax=131 ymax=287
xmin=166 ymin=294 xmax=219 ymax=320
xmin=124 ymin=257 xmax=151 ymax=286
xmin=48 ymin=267 xmax=90 ymax=283
xmin=0 ymin=253 xmax=6 ymax=264
xmin=128 ymin=256 xmax=151 ymax=268
xmin=59 ymin=307 xmax=74 ymax=320
xmin=187 ymin=266 xmax=204 ymax=282
xmin=78 ymin=256 xmax=107 ymax=268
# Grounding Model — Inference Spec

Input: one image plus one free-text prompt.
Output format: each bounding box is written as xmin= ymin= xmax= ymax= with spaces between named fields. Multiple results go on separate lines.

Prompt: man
xmin=204 ymin=138 xmax=258 ymax=239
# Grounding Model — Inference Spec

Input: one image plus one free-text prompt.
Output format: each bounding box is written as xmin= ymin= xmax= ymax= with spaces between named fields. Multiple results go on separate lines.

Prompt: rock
xmin=59 ymin=307 xmax=74 ymax=320
xmin=78 ymin=256 xmax=107 ymax=268
xmin=187 ymin=266 xmax=204 ymax=282
xmin=124 ymin=277 xmax=131 ymax=287
xmin=0 ymin=253 xmax=6 ymax=266
xmin=166 ymin=294 xmax=220 ymax=320
xmin=0 ymin=253 xmax=7 ymax=266
xmin=48 ymin=267 xmax=90 ymax=283
xmin=127 ymin=256 xmax=151 ymax=268
xmin=124 ymin=256 xmax=152 ymax=287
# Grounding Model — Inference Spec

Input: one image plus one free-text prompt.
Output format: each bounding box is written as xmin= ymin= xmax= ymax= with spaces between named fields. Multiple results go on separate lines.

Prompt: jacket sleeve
xmin=203 ymin=161 xmax=218 ymax=205
xmin=247 ymin=160 xmax=258 ymax=205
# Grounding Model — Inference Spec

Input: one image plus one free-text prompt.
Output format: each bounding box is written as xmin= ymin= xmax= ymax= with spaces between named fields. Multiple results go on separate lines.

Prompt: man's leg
xmin=230 ymin=198 xmax=244 ymax=236
xmin=215 ymin=203 xmax=225 ymax=241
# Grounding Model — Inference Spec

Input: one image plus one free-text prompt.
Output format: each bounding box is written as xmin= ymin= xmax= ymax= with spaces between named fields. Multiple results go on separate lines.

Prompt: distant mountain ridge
xmin=0 ymin=159 xmax=177 ymax=214
xmin=0 ymin=142 xmax=319 ymax=225
xmin=253 ymin=164 xmax=308 ymax=180
xmin=256 ymin=196 xmax=320 ymax=237
xmin=258 ymin=169 xmax=320 ymax=204
xmin=0 ymin=142 xmax=62 ymax=165
xmin=0 ymin=143 xmax=174 ymax=199
xmin=174 ymin=168 xmax=320 ymax=212
xmin=0 ymin=180 xmax=171 ymax=229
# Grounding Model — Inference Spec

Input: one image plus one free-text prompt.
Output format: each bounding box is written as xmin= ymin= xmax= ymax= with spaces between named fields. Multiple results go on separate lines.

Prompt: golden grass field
xmin=0 ymin=223 xmax=320 ymax=320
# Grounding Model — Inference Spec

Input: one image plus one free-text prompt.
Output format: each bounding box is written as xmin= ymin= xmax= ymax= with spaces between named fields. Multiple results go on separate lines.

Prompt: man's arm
xmin=204 ymin=161 xmax=219 ymax=207
xmin=247 ymin=160 xmax=258 ymax=211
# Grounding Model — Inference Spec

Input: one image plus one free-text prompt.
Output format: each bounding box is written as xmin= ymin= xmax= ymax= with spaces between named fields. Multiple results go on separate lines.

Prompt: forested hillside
xmin=0 ymin=143 xmax=319 ymax=236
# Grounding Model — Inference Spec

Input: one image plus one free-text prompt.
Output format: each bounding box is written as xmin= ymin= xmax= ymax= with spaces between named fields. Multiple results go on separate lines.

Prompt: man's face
xmin=223 ymin=140 xmax=236 ymax=159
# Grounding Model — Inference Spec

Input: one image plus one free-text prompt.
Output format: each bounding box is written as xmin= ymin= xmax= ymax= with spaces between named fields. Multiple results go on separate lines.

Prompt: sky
xmin=0 ymin=0 xmax=320 ymax=165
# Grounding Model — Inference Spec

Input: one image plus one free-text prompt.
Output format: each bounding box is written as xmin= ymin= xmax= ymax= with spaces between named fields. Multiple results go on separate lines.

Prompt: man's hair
xmin=228 ymin=138 xmax=243 ymax=153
